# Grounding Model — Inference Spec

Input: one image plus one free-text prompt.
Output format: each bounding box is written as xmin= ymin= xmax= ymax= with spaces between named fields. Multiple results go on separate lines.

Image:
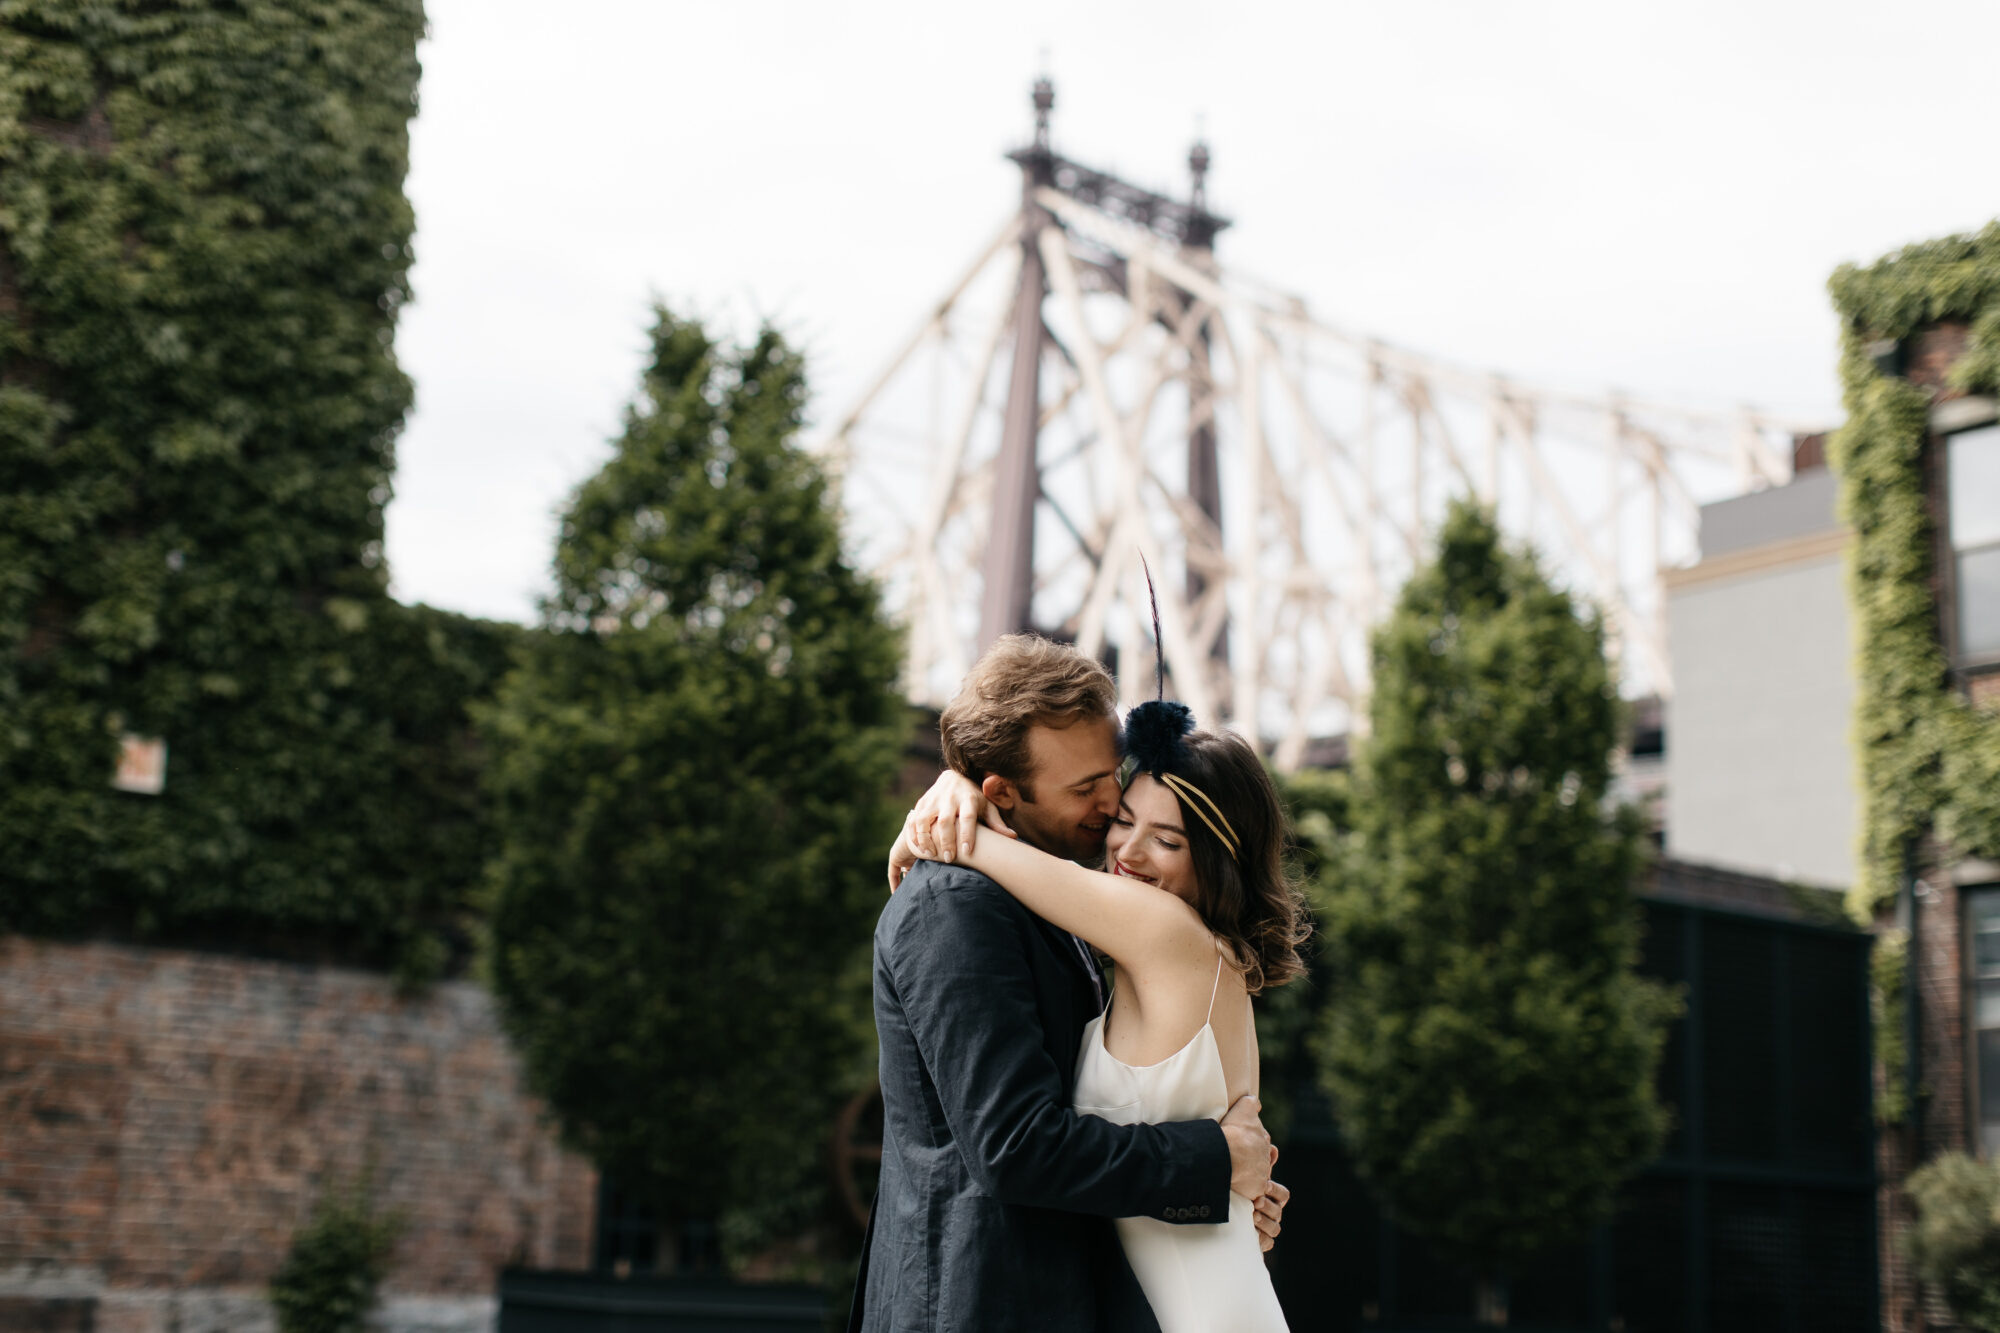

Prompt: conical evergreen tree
xmin=1313 ymin=499 xmax=1677 ymax=1287
xmin=481 ymin=308 xmax=906 ymax=1262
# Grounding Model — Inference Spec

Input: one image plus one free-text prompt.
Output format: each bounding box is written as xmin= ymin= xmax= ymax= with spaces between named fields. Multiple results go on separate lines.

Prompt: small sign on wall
xmin=112 ymin=735 xmax=168 ymax=795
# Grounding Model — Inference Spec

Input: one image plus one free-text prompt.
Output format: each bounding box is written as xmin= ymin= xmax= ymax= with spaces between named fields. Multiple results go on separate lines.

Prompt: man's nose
xmin=1094 ymin=778 xmax=1121 ymax=816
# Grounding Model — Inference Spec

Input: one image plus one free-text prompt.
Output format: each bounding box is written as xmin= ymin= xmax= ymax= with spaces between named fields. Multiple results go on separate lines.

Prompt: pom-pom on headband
xmin=1124 ymin=698 xmax=1193 ymax=775
xmin=1125 ymin=558 xmax=1242 ymax=859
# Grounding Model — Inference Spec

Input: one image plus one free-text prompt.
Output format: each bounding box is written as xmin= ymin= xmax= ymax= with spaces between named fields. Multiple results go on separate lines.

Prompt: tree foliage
xmin=1906 ymin=1151 xmax=2000 ymax=1332
xmin=1311 ymin=499 xmax=1677 ymax=1270
xmin=481 ymin=309 xmax=906 ymax=1265
xmin=0 ymin=1 xmax=508 ymax=977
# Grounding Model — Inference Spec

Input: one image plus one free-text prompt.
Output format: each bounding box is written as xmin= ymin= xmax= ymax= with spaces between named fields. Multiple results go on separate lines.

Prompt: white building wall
xmin=1664 ymin=539 xmax=1859 ymax=889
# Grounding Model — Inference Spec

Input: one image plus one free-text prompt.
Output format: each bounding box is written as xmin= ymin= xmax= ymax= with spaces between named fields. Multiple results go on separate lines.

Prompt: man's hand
xmin=1220 ymin=1095 xmax=1274 ymax=1204
xmin=1254 ymin=1161 xmax=1289 ymax=1253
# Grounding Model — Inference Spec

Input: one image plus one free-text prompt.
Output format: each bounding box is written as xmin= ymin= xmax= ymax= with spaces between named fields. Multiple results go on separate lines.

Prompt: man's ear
xmin=981 ymin=773 xmax=1020 ymax=811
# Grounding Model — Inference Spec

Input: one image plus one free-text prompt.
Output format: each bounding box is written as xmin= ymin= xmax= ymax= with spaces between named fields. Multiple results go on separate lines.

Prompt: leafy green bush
xmin=482 ymin=308 xmax=906 ymax=1267
xmin=0 ymin=2 xmax=509 ymax=977
xmin=270 ymin=1176 xmax=405 ymax=1333
xmin=1907 ymin=1151 xmax=2000 ymax=1331
xmin=1312 ymin=500 xmax=1678 ymax=1273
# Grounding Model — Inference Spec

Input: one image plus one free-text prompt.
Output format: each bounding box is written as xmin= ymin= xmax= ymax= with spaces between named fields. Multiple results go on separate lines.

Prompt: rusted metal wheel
xmin=831 ymin=1076 xmax=884 ymax=1230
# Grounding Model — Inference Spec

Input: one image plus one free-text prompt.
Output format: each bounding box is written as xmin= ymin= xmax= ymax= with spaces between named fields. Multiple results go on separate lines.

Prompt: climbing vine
xmin=1827 ymin=224 xmax=2000 ymax=1126
xmin=1827 ymin=222 xmax=2000 ymax=926
xmin=0 ymin=2 xmax=504 ymax=978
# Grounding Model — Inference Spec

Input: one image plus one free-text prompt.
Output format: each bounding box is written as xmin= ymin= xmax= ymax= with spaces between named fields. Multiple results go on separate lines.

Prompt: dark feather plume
xmin=1140 ymin=553 xmax=1164 ymax=700
xmin=1124 ymin=552 xmax=1193 ymax=773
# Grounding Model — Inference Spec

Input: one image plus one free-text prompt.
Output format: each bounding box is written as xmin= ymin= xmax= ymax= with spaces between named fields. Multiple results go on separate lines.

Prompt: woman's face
xmin=1106 ymin=774 xmax=1197 ymax=906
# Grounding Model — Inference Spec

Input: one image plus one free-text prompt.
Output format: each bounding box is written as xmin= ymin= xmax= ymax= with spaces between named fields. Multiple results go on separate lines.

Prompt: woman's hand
xmin=886 ymin=768 xmax=1014 ymax=890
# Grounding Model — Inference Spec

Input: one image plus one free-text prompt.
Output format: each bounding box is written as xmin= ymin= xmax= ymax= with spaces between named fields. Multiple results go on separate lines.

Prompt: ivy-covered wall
xmin=0 ymin=2 xmax=508 ymax=978
xmin=1828 ymin=221 xmax=2000 ymax=927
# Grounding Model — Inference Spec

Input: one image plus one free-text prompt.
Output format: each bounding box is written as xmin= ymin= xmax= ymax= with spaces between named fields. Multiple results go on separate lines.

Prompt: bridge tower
xmin=823 ymin=80 xmax=1808 ymax=763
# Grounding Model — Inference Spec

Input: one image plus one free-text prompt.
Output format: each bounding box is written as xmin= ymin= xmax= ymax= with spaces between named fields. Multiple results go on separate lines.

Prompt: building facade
xmin=1664 ymin=461 xmax=1861 ymax=890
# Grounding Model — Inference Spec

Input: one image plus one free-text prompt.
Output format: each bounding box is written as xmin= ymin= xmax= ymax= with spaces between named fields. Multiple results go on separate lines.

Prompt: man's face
xmin=995 ymin=715 xmax=1122 ymax=864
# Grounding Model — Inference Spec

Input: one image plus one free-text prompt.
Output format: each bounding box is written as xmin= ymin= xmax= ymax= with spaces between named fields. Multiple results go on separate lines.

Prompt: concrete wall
xmin=0 ymin=938 xmax=597 ymax=1332
xmin=1664 ymin=531 xmax=1860 ymax=889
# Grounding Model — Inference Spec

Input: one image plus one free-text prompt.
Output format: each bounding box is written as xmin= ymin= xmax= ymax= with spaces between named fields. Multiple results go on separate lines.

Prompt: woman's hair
xmin=1127 ymin=715 xmax=1312 ymax=995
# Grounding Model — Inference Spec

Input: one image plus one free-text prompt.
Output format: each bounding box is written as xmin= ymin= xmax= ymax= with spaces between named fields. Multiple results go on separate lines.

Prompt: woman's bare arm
xmin=951 ymin=830 xmax=1211 ymax=976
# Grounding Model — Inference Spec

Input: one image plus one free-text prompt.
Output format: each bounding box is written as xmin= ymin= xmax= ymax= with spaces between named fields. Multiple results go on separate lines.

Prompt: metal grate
xmin=1610 ymin=1176 xmax=1690 ymax=1333
xmin=1264 ymin=899 xmax=1874 ymax=1330
xmin=1700 ymin=917 xmax=1783 ymax=1164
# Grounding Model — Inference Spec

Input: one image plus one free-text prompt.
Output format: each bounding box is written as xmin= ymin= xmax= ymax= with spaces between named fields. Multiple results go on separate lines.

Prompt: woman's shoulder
xmin=1125 ymin=895 xmax=1224 ymax=975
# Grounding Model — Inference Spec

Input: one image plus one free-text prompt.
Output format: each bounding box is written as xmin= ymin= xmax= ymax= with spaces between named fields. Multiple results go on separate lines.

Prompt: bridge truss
xmin=822 ymin=81 xmax=1815 ymax=767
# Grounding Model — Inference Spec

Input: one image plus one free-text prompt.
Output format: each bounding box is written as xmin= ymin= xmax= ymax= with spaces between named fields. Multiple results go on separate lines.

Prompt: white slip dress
xmin=1072 ymin=951 xmax=1290 ymax=1333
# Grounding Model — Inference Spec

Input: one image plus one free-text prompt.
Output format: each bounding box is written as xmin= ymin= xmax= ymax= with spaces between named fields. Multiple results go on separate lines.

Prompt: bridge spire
xmin=978 ymin=79 xmax=1058 ymax=650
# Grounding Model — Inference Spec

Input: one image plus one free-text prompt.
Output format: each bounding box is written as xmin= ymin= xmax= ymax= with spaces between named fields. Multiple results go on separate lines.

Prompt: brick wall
xmin=0 ymin=938 xmax=595 ymax=1331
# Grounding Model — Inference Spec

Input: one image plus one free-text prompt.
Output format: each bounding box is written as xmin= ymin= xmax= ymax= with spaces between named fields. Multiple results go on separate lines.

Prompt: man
xmin=849 ymin=635 xmax=1286 ymax=1333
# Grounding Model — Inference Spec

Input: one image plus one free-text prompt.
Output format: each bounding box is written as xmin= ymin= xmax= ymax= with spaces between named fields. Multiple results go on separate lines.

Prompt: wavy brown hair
xmin=940 ymin=634 xmax=1116 ymax=792
xmin=1137 ymin=727 xmax=1311 ymax=994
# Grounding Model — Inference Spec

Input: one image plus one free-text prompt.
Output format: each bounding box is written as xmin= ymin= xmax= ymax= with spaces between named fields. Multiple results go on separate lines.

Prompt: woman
xmin=895 ymin=699 xmax=1310 ymax=1333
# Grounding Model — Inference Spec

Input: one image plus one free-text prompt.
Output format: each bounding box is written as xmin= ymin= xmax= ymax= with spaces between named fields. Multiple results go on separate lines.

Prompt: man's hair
xmin=940 ymin=634 xmax=1117 ymax=792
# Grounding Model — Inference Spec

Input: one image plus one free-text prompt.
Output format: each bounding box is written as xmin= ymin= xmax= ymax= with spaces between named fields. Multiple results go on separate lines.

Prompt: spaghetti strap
xmin=1205 ymin=946 xmax=1225 ymax=1026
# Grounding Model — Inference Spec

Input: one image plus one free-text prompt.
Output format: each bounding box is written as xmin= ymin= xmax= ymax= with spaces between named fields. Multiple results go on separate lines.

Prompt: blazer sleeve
xmin=884 ymin=869 xmax=1232 ymax=1224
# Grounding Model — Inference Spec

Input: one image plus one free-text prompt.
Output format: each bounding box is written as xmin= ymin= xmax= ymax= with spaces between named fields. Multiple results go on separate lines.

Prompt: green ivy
xmin=0 ymin=2 xmax=505 ymax=978
xmin=1829 ymin=222 xmax=2000 ymax=927
xmin=1826 ymin=223 xmax=2000 ymax=1129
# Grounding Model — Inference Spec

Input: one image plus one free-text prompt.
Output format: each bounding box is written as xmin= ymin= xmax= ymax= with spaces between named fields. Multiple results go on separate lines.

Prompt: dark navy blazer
xmin=849 ymin=860 xmax=1231 ymax=1333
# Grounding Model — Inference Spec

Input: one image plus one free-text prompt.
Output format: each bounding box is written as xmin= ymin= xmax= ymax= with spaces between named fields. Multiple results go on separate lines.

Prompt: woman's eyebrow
xmin=1118 ymin=799 xmax=1186 ymax=837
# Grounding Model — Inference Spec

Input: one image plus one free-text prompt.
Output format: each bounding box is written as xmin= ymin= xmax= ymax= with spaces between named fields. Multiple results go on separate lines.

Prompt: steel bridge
xmin=822 ymin=79 xmax=1818 ymax=767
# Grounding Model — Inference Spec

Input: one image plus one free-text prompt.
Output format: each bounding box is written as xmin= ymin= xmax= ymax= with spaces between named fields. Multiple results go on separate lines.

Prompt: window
xmin=1950 ymin=423 xmax=2000 ymax=659
xmin=1969 ymin=888 xmax=2000 ymax=1157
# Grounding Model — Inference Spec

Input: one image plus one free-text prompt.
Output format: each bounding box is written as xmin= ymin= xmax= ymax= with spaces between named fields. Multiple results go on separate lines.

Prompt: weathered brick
xmin=0 ymin=938 xmax=596 ymax=1311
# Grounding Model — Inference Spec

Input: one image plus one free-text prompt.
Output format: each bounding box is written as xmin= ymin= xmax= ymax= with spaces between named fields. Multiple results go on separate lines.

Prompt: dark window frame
xmin=1944 ymin=418 xmax=2000 ymax=674
xmin=1964 ymin=883 xmax=2000 ymax=1160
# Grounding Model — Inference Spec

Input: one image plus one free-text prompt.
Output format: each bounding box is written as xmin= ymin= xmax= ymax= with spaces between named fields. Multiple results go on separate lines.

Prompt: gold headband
xmin=1157 ymin=771 xmax=1241 ymax=859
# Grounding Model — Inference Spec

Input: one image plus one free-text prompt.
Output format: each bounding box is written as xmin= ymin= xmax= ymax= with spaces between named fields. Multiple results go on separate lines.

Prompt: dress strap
xmin=1205 ymin=946 xmax=1226 ymax=1026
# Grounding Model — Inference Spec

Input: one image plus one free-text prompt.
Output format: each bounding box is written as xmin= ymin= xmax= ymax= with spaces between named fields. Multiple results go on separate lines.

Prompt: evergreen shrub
xmin=1906 ymin=1151 xmax=2000 ymax=1332
xmin=1311 ymin=500 xmax=1678 ymax=1275
xmin=269 ymin=1174 xmax=404 ymax=1333
xmin=482 ymin=308 xmax=906 ymax=1268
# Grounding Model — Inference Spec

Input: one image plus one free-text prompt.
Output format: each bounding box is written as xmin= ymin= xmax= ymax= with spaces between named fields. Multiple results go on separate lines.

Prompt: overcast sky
xmin=383 ymin=0 xmax=2000 ymax=623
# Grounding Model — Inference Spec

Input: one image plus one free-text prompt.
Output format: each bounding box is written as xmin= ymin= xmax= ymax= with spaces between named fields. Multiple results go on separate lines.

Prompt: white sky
xmin=384 ymin=0 xmax=2000 ymax=624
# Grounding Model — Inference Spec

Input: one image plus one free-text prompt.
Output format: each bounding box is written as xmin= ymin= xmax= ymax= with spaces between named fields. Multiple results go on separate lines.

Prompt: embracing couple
xmin=848 ymin=634 xmax=1310 ymax=1333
